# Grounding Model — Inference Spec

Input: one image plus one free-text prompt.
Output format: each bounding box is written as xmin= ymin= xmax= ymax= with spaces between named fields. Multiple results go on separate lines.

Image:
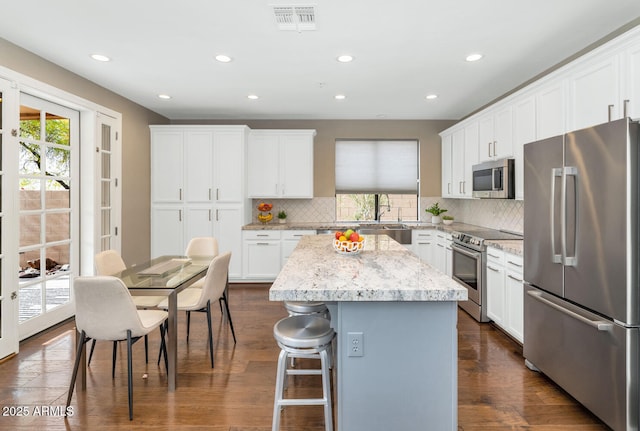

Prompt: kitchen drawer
xmin=505 ymin=253 xmax=523 ymax=273
xmin=243 ymin=230 xmax=281 ymax=240
xmin=281 ymin=230 xmax=316 ymax=240
xmin=412 ymin=230 xmax=435 ymax=243
xmin=486 ymin=247 xmax=504 ymax=265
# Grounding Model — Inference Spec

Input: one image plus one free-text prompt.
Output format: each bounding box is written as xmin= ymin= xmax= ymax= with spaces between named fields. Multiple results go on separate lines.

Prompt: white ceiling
xmin=2 ymin=1 xmax=640 ymax=121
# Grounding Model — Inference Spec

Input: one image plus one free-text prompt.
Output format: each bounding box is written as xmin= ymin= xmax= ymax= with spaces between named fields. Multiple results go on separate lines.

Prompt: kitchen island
xmin=269 ymin=234 xmax=467 ymax=431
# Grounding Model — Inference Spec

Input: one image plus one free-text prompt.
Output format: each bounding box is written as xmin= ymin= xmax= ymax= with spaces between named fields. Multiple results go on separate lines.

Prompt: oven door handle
xmin=452 ymin=243 xmax=482 ymax=259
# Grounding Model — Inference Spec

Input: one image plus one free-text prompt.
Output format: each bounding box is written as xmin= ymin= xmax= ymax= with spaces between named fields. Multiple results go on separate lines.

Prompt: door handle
xmin=624 ymin=99 xmax=630 ymax=119
xmin=527 ymin=290 xmax=612 ymax=331
xmin=608 ymin=104 xmax=614 ymax=122
xmin=561 ymin=166 xmax=577 ymax=266
xmin=550 ymin=168 xmax=562 ymax=264
xmin=488 ymin=142 xmax=491 ymax=157
xmin=493 ymin=141 xmax=497 ymax=157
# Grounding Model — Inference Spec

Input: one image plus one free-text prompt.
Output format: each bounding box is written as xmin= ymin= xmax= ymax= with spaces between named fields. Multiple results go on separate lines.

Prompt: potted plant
xmin=442 ymin=214 xmax=454 ymax=225
xmin=277 ymin=210 xmax=287 ymax=224
xmin=425 ymin=202 xmax=447 ymax=224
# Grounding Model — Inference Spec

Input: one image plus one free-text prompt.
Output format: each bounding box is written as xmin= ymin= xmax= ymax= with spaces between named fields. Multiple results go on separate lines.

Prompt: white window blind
xmin=335 ymin=140 xmax=419 ymax=194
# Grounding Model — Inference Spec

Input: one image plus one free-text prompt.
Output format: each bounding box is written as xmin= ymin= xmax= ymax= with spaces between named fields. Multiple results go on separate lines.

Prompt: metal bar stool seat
xmin=272 ymin=314 xmax=335 ymax=431
xmin=283 ymin=301 xmax=329 ymax=317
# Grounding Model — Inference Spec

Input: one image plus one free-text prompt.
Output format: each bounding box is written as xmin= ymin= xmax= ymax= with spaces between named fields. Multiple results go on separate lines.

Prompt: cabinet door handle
xmin=459 ymin=182 xmax=463 ymax=193
xmin=257 ymin=234 xmax=269 ymax=237
xmin=208 ymin=188 xmax=212 ymax=201
xmin=608 ymin=104 xmax=614 ymax=122
xmin=216 ymin=188 xmax=219 ymax=201
xmin=179 ymin=188 xmax=183 ymax=201
xmin=437 ymin=244 xmax=445 ymax=248
xmin=487 ymin=265 xmax=500 ymax=272
xmin=507 ymin=260 xmax=523 ymax=267
xmin=257 ymin=242 xmax=270 ymax=246
xmin=216 ymin=209 xmax=219 ymax=221
xmin=179 ymin=210 xmax=182 ymax=222
xmin=488 ymin=142 xmax=492 ymax=157
xmin=493 ymin=141 xmax=497 ymax=157
xmin=624 ymin=99 xmax=630 ymax=119
xmin=488 ymin=253 xmax=501 ymax=259
xmin=209 ymin=210 xmax=212 ymax=221
xmin=507 ymin=274 xmax=523 ymax=282
xmin=448 ymin=183 xmax=451 ymax=194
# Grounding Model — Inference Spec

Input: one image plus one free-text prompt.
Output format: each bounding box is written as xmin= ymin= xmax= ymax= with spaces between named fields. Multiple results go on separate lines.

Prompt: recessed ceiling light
xmin=335 ymin=94 xmax=346 ymax=100
xmin=466 ymin=53 xmax=483 ymax=62
xmin=337 ymin=55 xmax=354 ymax=63
xmin=248 ymin=94 xmax=259 ymax=100
xmin=90 ymin=54 xmax=111 ymax=62
xmin=158 ymin=94 xmax=171 ymax=100
xmin=215 ymin=54 xmax=232 ymax=63
xmin=426 ymin=94 xmax=438 ymax=100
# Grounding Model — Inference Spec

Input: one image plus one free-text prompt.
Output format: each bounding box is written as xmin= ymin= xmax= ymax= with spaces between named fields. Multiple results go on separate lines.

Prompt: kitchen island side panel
xmin=337 ymin=301 xmax=458 ymax=431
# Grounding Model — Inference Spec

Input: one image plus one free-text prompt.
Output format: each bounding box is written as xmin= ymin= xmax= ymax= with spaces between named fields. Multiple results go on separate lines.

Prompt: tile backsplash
xmin=252 ymin=197 xmax=523 ymax=234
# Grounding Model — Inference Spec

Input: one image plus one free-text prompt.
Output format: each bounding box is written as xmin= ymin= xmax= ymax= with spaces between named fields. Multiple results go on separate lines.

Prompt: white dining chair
xmin=157 ymin=252 xmax=234 ymax=368
xmin=184 ymin=237 xmax=219 ymax=290
xmin=90 ymin=250 xmax=165 ymax=368
xmin=66 ymin=276 xmax=168 ymax=420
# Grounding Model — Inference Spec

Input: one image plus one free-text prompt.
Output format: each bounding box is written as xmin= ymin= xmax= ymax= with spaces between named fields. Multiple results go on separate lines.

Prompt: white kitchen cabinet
xmin=412 ymin=230 xmax=435 ymax=265
xmin=441 ymin=133 xmax=453 ymax=197
xmin=623 ymin=39 xmax=640 ymax=120
xmin=247 ymin=129 xmax=316 ymax=198
xmin=242 ymin=230 xmax=282 ymax=280
xmin=460 ymin=122 xmax=479 ymax=198
xmin=478 ymin=105 xmax=513 ymax=163
xmin=281 ymin=230 xmax=316 ymax=268
xmin=150 ymin=125 xmax=250 ymax=274
xmin=433 ymin=231 xmax=452 ymax=274
xmin=512 ymin=94 xmax=537 ymax=200
xmin=485 ymin=248 xmax=506 ymax=326
xmin=535 ymin=79 xmax=566 ymax=140
xmin=450 ymin=129 xmax=466 ymax=198
xmin=567 ymin=53 xmax=621 ymax=131
xmin=485 ymin=246 xmax=524 ymax=343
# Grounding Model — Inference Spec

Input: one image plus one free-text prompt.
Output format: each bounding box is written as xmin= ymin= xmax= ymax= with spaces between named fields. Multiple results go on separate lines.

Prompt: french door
xmin=96 ymin=113 xmax=121 ymax=253
xmin=0 ymin=78 xmax=19 ymax=359
xmin=17 ymin=94 xmax=79 ymax=339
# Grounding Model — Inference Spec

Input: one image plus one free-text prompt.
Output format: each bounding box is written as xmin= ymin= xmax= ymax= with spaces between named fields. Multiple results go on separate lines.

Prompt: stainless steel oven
xmin=452 ymin=241 xmax=487 ymax=322
xmin=451 ymin=229 xmax=523 ymax=322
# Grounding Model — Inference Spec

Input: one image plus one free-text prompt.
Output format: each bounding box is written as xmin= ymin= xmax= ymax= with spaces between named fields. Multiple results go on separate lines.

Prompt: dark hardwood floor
xmin=0 ymin=284 xmax=608 ymax=430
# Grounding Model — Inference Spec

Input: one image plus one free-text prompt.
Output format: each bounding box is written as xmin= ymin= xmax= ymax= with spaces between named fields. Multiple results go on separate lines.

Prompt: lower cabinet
xmin=485 ymin=246 xmax=524 ymax=343
xmin=242 ymin=230 xmax=316 ymax=281
xmin=412 ymin=229 xmax=451 ymax=276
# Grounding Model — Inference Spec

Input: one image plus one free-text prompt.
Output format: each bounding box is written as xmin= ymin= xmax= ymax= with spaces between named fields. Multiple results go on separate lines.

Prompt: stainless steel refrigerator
xmin=523 ymin=118 xmax=640 ymax=431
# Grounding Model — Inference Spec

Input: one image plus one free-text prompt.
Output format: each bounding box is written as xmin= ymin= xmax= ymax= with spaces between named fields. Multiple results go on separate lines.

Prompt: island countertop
xmin=269 ymin=234 xmax=468 ymax=302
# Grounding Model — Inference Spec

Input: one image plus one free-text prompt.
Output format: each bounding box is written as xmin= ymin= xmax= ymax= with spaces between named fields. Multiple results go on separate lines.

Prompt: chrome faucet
xmin=377 ymin=194 xmax=391 ymax=221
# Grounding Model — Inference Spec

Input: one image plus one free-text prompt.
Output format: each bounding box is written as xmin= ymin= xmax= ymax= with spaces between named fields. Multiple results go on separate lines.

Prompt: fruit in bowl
xmin=333 ymin=230 xmax=365 ymax=254
xmin=257 ymin=202 xmax=273 ymax=212
xmin=257 ymin=212 xmax=273 ymax=223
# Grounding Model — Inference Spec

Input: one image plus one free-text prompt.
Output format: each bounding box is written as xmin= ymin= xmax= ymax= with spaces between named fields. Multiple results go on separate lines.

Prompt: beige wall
xmin=0 ymin=38 xmax=169 ymax=265
xmin=172 ymin=119 xmax=455 ymax=197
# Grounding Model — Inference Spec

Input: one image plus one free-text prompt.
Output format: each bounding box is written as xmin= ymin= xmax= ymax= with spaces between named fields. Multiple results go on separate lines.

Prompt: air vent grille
xmin=273 ymin=5 xmax=316 ymax=31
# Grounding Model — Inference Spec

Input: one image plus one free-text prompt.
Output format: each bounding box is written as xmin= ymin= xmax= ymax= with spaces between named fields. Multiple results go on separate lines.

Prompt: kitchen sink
xmin=358 ymin=224 xmax=412 ymax=244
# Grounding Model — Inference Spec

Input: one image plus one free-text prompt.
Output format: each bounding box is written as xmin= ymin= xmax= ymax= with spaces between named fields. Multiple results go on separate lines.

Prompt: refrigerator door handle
xmin=527 ymin=290 xmax=613 ymax=331
xmin=561 ymin=166 xmax=578 ymax=266
xmin=550 ymin=168 xmax=562 ymax=264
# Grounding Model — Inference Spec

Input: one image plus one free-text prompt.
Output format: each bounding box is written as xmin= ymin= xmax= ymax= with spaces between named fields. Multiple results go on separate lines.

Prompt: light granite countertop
xmin=269 ymin=234 xmax=468 ymax=302
xmin=485 ymin=240 xmax=524 ymax=256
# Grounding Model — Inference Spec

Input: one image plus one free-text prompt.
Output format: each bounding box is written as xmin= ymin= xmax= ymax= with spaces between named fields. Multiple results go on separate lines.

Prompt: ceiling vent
xmin=272 ymin=5 xmax=316 ymax=31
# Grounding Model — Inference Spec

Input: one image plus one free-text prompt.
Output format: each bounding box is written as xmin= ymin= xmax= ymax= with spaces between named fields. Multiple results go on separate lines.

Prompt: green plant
xmin=442 ymin=215 xmax=454 ymax=220
xmin=277 ymin=210 xmax=287 ymax=219
xmin=425 ymin=202 xmax=447 ymax=216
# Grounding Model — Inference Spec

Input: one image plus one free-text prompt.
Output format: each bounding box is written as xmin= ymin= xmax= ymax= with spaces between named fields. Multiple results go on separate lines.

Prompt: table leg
xmin=167 ymin=291 xmax=178 ymax=392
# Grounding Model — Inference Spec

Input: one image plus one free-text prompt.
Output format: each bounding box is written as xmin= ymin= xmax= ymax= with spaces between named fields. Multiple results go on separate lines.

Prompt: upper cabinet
xmin=441 ymin=125 xmax=477 ymax=199
xmin=247 ymin=129 xmax=316 ymax=198
xmin=478 ymin=105 xmax=513 ymax=163
xmin=440 ymin=25 xmax=640 ymax=200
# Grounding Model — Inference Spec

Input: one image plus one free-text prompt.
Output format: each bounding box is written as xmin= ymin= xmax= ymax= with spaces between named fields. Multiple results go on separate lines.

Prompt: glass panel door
xmin=18 ymin=94 xmax=78 ymax=338
xmin=0 ymin=78 xmax=19 ymax=359
xmin=97 ymin=114 xmax=120 ymax=253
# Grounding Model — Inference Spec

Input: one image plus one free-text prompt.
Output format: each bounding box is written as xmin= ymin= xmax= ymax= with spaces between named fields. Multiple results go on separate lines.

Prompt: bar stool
xmin=284 ymin=301 xmax=329 ymax=318
xmin=272 ymin=314 xmax=335 ymax=431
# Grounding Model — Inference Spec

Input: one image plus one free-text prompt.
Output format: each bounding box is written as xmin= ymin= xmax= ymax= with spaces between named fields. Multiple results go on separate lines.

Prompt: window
xmin=335 ymin=140 xmax=418 ymax=221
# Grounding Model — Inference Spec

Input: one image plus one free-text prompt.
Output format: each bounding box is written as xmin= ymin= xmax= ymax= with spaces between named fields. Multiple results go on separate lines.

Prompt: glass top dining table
xmin=76 ymin=255 xmax=213 ymax=393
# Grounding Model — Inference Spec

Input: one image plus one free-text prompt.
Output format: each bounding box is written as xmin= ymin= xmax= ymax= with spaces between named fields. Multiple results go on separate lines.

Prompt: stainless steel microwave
xmin=472 ymin=158 xmax=515 ymax=199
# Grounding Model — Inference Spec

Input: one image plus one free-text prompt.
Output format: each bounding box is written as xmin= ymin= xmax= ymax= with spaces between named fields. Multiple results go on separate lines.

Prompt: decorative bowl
xmin=443 ymin=219 xmax=454 ymax=225
xmin=333 ymin=238 xmax=365 ymax=255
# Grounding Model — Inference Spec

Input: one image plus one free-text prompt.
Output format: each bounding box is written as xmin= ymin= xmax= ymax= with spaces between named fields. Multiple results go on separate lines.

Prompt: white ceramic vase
xmin=431 ymin=215 xmax=442 ymax=224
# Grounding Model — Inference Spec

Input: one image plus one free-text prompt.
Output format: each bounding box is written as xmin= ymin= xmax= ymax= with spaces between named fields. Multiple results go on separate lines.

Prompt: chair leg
xmin=221 ymin=291 xmax=237 ymax=344
xmin=126 ymin=330 xmax=134 ymax=421
xmin=158 ymin=320 xmax=168 ymax=368
xmin=112 ymin=341 xmax=118 ymax=379
xmin=186 ymin=311 xmax=191 ymax=343
xmin=87 ymin=339 xmax=97 ymax=365
xmin=206 ymin=301 xmax=214 ymax=368
xmin=66 ymin=330 xmax=87 ymax=415
xmin=144 ymin=334 xmax=149 ymax=364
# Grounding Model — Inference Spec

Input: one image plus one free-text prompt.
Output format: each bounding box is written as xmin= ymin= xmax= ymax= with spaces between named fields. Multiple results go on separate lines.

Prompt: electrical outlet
xmin=347 ymin=332 xmax=364 ymax=357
